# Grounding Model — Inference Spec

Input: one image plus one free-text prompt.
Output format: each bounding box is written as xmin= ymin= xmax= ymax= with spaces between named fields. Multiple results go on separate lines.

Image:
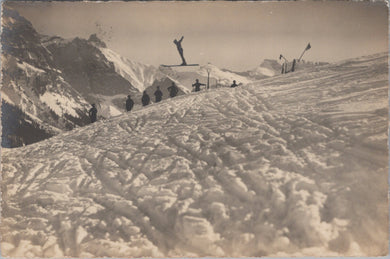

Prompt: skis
xmin=160 ymin=64 xmax=199 ymax=67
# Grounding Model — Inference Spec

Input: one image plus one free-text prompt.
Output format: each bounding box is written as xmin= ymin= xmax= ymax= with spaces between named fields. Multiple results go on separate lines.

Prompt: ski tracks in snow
xmin=1 ymin=53 xmax=388 ymax=257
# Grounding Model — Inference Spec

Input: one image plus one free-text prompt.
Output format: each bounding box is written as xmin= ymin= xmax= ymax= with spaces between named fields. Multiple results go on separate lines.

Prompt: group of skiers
xmin=191 ymin=79 xmax=238 ymax=91
xmin=88 ymin=79 xmax=239 ymax=123
xmin=87 ymin=34 xmax=247 ymax=123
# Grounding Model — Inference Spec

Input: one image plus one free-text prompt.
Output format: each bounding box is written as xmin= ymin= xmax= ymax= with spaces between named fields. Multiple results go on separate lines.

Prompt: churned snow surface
xmin=1 ymin=53 xmax=388 ymax=257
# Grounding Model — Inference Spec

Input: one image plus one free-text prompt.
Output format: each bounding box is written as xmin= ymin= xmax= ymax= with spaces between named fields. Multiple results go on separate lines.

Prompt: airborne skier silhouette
xmin=173 ymin=36 xmax=187 ymax=65
xmin=161 ymin=35 xmax=198 ymax=67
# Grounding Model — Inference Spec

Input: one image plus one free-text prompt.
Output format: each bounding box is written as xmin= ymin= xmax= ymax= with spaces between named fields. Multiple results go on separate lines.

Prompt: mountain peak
xmin=88 ymin=34 xmax=107 ymax=48
xmin=2 ymin=5 xmax=33 ymax=28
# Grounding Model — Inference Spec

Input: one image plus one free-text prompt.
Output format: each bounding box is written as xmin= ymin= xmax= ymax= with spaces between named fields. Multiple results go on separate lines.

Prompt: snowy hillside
xmin=232 ymin=59 xmax=330 ymax=80
xmin=99 ymin=47 xmax=191 ymax=103
xmin=42 ymin=35 xmax=139 ymax=105
xmin=99 ymin=47 xmax=166 ymax=93
xmin=2 ymin=52 xmax=387 ymax=257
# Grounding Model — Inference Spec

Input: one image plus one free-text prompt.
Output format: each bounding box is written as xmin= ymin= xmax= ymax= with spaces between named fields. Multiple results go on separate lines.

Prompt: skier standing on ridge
xmin=173 ymin=36 xmax=187 ymax=65
xmin=142 ymin=91 xmax=150 ymax=106
xmin=126 ymin=95 xmax=134 ymax=111
xmin=88 ymin=103 xmax=97 ymax=123
xmin=192 ymin=79 xmax=206 ymax=92
xmin=168 ymin=82 xmax=179 ymax=98
xmin=231 ymin=80 xmax=238 ymax=88
xmin=154 ymin=86 xmax=163 ymax=103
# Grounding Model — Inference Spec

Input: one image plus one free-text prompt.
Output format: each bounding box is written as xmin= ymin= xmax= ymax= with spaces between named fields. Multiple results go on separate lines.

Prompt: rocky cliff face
xmin=43 ymin=35 xmax=138 ymax=100
xmin=2 ymin=6 xmax=92 ymax=147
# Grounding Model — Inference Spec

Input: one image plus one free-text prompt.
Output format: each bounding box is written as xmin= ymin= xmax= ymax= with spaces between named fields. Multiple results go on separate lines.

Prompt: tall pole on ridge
xmin=298 ymin=43 xmax=311 ymax=62
xmin=206 ymin=63 xmax=211 ymax=90
xmin=279 ymin=54 xmax=289 ymax=74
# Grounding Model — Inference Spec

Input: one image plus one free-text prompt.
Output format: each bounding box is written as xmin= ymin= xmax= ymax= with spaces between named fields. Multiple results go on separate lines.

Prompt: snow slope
xmin=224 ymin=59 xmax=283 ymax=80
xmin=1 ymin=53 xmax=388 ymax=257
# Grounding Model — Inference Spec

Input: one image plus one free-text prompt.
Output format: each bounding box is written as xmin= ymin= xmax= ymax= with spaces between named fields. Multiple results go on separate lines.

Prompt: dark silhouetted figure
xmin=291 ymin=59 xmax=297 ymax=72
xmin=168 ymin=82 xmax=179 ymax=98
xmin=231 ymin=80 xmax=238 ymax=88
xmin=154 ymin=86 xmax=163 ymax=103
xmin=142 ymin=91 xmax=150 ymax=106
xmin=126 ymin=95 xmax=134 ymax=111
xmin=88 ymin=104 xmax=97 ymax=123
xmin=192 ymin=79 xmax=206 ymax=92
xmin=173 ymin=36 xmax=187 ymax=65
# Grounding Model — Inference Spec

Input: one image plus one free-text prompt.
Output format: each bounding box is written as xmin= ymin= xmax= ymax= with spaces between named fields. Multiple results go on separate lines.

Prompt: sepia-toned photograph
xmin=1 ymin=0 xmax=388 ymax=257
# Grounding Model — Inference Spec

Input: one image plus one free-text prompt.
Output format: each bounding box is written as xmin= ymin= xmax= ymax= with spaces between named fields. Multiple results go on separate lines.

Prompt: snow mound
xmin=198 ymin=64 xmax=252 ymax=85
xmin=1 ymin=53 xmax=388 ymax=257
xmin=252 ymin=59 xmax=281 ymax=77
xmin=159 ymin=63 xmax=251 ymax=91
xmin=253 ymin=66 xmax=276 ymax=77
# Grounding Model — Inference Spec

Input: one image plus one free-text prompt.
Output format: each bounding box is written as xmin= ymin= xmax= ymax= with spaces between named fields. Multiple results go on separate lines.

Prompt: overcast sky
xmin=7 ymin=1 xmax=389 ymax=71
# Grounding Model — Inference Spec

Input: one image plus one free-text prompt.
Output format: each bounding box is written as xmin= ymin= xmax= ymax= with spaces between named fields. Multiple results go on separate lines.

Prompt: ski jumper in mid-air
xmin=173 ymin=36 xmax=187 ymax=65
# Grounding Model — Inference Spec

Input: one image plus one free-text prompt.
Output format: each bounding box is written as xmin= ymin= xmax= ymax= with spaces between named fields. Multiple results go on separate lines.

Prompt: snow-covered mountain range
xmin=2 ymin=6 xmax=329 ymax=148
xmin=2 ymin=52 xmax=388 ymax=257
xmin=1 ymin=7 xmax=139 ymax=147
xmin=3 ymin=6 xmax=283 ymax=147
